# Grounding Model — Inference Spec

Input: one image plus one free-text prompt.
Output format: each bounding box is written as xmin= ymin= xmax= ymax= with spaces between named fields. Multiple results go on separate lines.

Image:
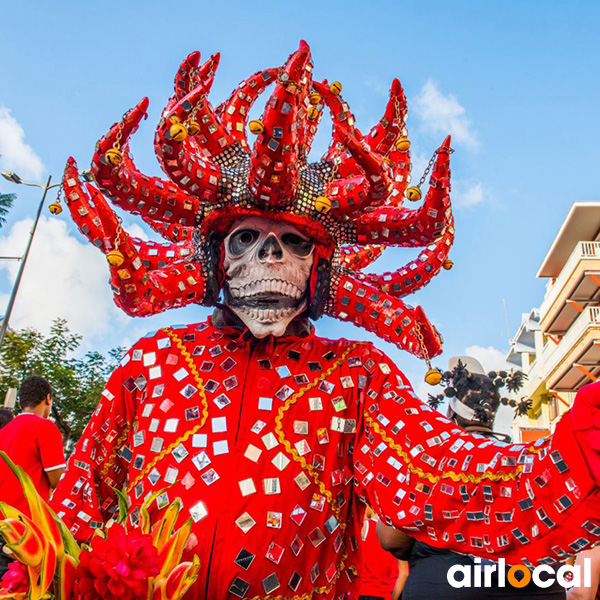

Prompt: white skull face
xmin=222 ymin=217 xmax=315 ymax=338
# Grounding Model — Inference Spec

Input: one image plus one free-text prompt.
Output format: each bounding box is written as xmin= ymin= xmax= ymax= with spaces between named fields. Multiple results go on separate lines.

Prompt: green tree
xmin=0 ymin=193 xmax=15 ymax=228
xmin=0 ymin=318 xmax=124 ymax=448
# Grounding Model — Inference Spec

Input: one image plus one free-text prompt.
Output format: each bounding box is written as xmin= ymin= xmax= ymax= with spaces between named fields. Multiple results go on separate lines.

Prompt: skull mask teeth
xmin=222 ymin=217 xmax=315 ymax=338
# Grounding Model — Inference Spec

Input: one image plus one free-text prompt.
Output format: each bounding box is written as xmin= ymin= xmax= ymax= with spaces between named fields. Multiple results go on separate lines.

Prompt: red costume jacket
xmin=52 ymin=316 xmax=600 ymax=600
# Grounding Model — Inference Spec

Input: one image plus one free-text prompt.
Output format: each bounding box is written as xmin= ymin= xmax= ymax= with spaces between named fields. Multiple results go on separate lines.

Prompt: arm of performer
xmin=376 ymin=520 xmax=414 ymax=561
xmin=353 ymin=344 xmax=600 ymax=566
xmin=50 ymin=347 xmax=140 ymax=541
xmin=567 ymin=547 xmax=600 ymax=600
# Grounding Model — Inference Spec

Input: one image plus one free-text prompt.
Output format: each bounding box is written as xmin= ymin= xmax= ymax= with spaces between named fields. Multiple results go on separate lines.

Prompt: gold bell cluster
xmin=106 ymin=249 xmax=125 ymax=268
xmin=105 ymin=146 xmax=123 ymax=167
xmin=405 ymin=186 xmax=422 ymax=202
xmin=48 ymin=201 xmax=62 ymax=215
xmin=315 ymin=196 xmax=331 ymax=214
xmin=425 ymin=367 xmax=443 ymax=386
xmin=249 ymin=120 xmax=265 ymax=135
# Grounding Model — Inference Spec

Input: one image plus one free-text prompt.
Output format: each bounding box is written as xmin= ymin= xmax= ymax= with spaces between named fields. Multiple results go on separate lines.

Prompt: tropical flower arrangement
xmin=0 ymin=452 xmax=200 ymax=600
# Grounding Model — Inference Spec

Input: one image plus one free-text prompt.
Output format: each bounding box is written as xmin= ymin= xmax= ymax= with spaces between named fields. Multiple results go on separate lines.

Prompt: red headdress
xmin=61 ymin=41 xmax=454 ymax=360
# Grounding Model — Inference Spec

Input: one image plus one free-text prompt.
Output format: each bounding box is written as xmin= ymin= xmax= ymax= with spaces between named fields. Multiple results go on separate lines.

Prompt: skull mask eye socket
xmin=281 ymin=232 xmax=314 ymax=257
xmin=228 ymin=229 xmax=260 ymax=256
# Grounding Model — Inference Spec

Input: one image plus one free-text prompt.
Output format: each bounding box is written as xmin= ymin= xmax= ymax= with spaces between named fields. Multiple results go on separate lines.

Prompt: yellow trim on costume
xmin=364 ymin=413 xmax=527 ymax=484
xmin=273 ymin=342 xmax=360 ymax=525
xmin=127 ymin=328 xmax=209 ymax=493
xmin=256 ymin=342 xmax=361 ymax=600
xmin=99 ymin=425 xmax=131 ymax=479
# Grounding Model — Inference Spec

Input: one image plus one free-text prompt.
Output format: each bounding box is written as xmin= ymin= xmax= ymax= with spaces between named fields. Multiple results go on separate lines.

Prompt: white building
xmin=507 ymin=202 xmax=600 ymax=443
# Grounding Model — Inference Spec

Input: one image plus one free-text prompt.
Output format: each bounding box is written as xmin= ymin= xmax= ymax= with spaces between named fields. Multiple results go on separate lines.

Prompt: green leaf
xmin=112 ymin=487 xmax=129 ymax=525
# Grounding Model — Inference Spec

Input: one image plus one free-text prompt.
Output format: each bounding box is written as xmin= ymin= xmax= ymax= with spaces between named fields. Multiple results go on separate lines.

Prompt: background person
xmin=567 ymin=547 xmax=600 ymax=600
xmin=359 ymin=506 xmax=405 ymax=600
xmin=0 ymin=376 xmax=66 ymax=576
xmin=0 ymin=376 xmax=66 ymax=508
xmin=377 ymin=357 xmax=567 ymax=599
xmin=0 ymin=409 xmax=13 ymax=430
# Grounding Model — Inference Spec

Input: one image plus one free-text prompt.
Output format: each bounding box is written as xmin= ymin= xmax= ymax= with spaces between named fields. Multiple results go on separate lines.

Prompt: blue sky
xmin=1 ymin=0 xmax=599 ymax=405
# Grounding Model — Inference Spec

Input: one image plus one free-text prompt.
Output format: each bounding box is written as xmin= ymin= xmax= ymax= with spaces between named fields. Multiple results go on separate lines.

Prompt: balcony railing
xmin=540 ymin=306 xmax=600 ymax=380
xmin=540 ymin=241 xmax=600 ymax=318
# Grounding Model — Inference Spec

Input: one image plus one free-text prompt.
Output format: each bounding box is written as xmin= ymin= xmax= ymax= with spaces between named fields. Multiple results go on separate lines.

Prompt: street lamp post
xmin=0 ymin=172 xmax=61 ymax=348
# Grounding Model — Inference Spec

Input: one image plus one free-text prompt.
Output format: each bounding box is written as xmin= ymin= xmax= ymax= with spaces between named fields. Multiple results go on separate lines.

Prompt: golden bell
xmin=443 ymin=259 xmax=454 ymax=270
xmin=425 ymin=368 xmax=443 ymax=386
xmin=309 ymin=92 xmax=322 ymax=105
xmin=106 ymin=250 xmax=125 ymax=268
xmin=329 ymin=81 xmax=342 ymax=95
xmin=249 ymin=119 xmax=265 ymax=135
xmin=186 ymin=120 xmax=200 ymax=137
xmin=170 ymin=122 xmax=188 ymax=142
xmin=307 ymin=106 xmax=320 ymax=121
xmin=315 ymin=196 xmax=331 ymax=213
xmin=405 ymin=186 xmax=422 ymax=201
xmin=395 ymin=137 xmax=411 ymax=152
xmin=48 ymin=202 xmax=63 ymax=215
xmin=105 ymin=147 xmax=123 ymax=166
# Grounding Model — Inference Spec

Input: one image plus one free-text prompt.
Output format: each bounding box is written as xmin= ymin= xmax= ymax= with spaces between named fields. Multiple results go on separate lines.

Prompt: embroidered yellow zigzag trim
xmin=274 ymin=342 xmax=360 ymax=525
xmin=365 ymin=413 xmax=525 ymax=484
xmin=127 ymin=328 xmax=209 ymax=493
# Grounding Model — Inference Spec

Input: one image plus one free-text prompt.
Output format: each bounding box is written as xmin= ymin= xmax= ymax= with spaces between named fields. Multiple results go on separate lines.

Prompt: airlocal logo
xmin=447 ymin=557 xmax=592 ymax=589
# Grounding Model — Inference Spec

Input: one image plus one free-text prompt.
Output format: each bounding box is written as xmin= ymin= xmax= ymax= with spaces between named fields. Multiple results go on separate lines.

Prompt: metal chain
xmin=114 ymin=219 xmax=123 ymax=251
xmin=55 ymin=181 xmax=64 ymax=204
xmin=329 ymin=148 xmax=341 ymax=183
xmin=394 ymin=98 xmax=406 ymax=135
xmin=188 ymin=67 xmax=200 ymax=93
xmin=187 ymin=65 xmax=207 ymax=124
xmin=413 ymin=319 xmax=432 ymax=368
xmin=113 ymin=117 xmax=125 ymax=150
xmin=417 ymin=151 xmax=438 ymax=189
xmin=382 ymin=98 xmax=408 ymax=160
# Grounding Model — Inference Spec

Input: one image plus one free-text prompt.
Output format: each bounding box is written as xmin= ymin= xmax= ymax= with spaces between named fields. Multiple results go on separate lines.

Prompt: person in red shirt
xmin=0 ymin=375 xmax=66 ymax=575
xmin=359 ymin=506 xmax=404 ymax=600
xmin=0 ymin=376 xmax=66 ymax=508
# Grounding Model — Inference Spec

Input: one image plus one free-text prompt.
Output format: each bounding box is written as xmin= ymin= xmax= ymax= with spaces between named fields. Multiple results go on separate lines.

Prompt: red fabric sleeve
xmin=353 ymin=345 xmax=600 ymax=567
xmin=39 ymin=420 xmax=66 ymax=472
xmin=50 ymin=346 xmax=139 ymax=542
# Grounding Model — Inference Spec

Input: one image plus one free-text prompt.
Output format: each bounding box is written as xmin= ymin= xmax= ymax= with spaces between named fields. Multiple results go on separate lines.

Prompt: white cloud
xmin=0 ymin=217 xmax=129 ymax=343
xmin=412 ymin=80 xmax=479 ymax=150
xmin=408 ymin=150 xmax=429 ymax=184
xmin=125 ymin=222 xmax=150 ymax=241
xmin=453 ymin=180 xmax=487 ymax=208
xmin=364 ymin=76 xmax=390 ymax=99
xmin=0 ymin=107 xmax=45 ymax=179
xmin=464 ymin=344 xmax=512 ymax=372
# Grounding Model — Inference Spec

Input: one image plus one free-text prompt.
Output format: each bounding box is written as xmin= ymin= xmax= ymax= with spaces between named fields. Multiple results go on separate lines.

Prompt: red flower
xmin=73 ymin=524 xmax=160 ymax=600
xmin=0 ymin=560 xmax=29 ymax=594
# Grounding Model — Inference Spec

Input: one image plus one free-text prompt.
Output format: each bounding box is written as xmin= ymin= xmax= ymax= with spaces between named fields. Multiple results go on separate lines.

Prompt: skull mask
xmin=222 ymin=217 xmax=315 ymax=338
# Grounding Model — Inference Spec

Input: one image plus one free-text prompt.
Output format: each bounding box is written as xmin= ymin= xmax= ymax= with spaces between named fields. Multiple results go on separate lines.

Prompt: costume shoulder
xmin=122 ymin=320 xmax=212 ymax=353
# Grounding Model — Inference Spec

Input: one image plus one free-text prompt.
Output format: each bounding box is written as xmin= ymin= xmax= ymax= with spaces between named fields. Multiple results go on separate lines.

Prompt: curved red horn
xmin=327 ymin=125 xmax=392 ymax=218
xmin=218 ymin=67 xmax=280 ymax=150
xmin=354 ymin=136 xmax=451 ymax=245
xmin=326 ymin=272 xmax=442 ymax=358
xmin=364 ymin=79 xmax=407 ymax=157
xmin=91 ymin=100 xmax=202 ymax=227
xmin=339 ymin=244 xmax=385 ymax=270
xmin=63 ymin=160 xmax=205 ymax=316
xmin=361 ymin=222 xmax=454 ymax=297
xmin=141 ymin=217 xmax=194 ymax=245
xmin=174 ymin=51 xmax=201 ymax=97
xmin=248 ymin=40 xmax=312 ymax=206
